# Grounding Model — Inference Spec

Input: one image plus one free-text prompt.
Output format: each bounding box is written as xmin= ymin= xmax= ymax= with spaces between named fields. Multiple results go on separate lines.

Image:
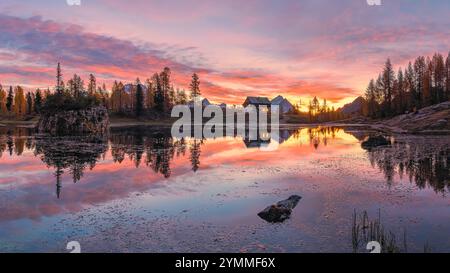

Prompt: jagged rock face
xmin=37 ymin=107 xmax=109 ymax=135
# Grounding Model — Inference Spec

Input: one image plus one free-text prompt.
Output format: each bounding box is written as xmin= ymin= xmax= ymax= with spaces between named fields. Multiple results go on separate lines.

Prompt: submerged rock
xmin=37 ymin=106 xmax=109 ymax=136
xmin=258 ymin=195 xmax=302 ymax=223
xmin=361 ymin=135 xmax=390 ymax=150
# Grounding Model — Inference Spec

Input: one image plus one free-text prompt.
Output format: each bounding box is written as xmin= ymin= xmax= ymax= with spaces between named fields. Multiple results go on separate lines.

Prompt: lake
xmin=0 ymin=125 xmax=448 ymax=253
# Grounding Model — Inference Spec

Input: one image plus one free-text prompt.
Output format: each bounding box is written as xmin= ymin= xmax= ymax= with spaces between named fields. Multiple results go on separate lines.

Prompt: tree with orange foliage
xmin=0 ymin=84 xmax=6 ymax=114
xmin=14 ymin=86 xmax=27 ymax=116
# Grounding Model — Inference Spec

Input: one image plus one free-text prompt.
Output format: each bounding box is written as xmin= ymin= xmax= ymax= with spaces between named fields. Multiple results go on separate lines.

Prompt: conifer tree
xmin=189 ymin=73 xmax=201 ymax=100
xmin=135 ymin=78 xmax=144 ymax=117
xmin=153 ymin=73 xmax=164 ymax=111
xmin=6 ymin=86 xmax=13 ymax=112
xmin=68 ymin=74 xmax=84 ymax=99
xmin=176 ymin=88 xmax=187 ymax=104
xmin=382 ymin=58 xmax=395 ymax=115
xmin=0 ymin=84 xmax=6 ymax=114
xmin=145 ymin=78 xmax=155 ymax=109
xmin=34 ymin=89 xmax=43 ymax=113
xmin=26 ymin=91 xmax=33 ymax=115
xmin=56 ymin=62 xmax=64 ymax=95
xmin=414 ymin=56 xmax=426 ymax=108
xmin=160 ymin=67 xmax=172 ymax=111
xmin=445 ymin=51 xmax=450 ymax=101
xmin=88 ymin=74 xmax=97 ymax=96
xmin=364 ymin=79 xmax=377 ymax=118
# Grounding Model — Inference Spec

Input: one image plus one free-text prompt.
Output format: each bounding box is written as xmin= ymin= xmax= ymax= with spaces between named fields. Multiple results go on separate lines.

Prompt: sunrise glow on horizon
xmin=0 ymin=0 xmax=449 ymax=108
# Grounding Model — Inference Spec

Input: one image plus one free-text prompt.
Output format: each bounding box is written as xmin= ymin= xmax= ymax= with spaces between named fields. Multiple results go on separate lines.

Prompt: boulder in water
xmin=258 ymin=195 xmax=302 ymax=223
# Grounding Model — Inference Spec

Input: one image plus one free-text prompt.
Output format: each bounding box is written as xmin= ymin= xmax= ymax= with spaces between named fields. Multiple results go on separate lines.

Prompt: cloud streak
xmin=0 ymin=0 xmax=449 ymax=106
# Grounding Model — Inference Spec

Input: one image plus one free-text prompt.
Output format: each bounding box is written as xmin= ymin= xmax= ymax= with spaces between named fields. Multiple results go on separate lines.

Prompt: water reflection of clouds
xmin=0 ymin=126 xmax=448 ymax=223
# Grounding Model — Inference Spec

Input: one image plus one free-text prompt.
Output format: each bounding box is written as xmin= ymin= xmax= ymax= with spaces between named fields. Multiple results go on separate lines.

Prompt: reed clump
xmin=352 ymin=210 xmax=407 ymax=253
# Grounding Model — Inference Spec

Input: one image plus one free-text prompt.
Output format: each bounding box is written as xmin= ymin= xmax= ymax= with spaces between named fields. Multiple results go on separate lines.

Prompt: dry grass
xmin=352 ymin=210 xmax=406 ymax=253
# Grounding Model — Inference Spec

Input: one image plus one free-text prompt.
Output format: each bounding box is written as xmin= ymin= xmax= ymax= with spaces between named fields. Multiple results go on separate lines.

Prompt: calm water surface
xmin=0 ymin=125 xmax=448 ymax=252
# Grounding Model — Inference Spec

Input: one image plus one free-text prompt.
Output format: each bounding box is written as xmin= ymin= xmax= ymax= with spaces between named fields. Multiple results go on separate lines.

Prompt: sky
xmin=0 ymin=0 xmax=449 ymax=107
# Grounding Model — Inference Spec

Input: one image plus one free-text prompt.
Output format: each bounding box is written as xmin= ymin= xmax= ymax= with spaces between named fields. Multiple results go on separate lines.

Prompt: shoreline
xmin=1 ymin=117 xmax=448 ymax=135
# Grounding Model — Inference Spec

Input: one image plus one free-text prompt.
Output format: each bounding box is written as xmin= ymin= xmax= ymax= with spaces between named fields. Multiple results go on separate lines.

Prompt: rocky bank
xmin=379 ymin=101 xmax=450 ymax=133
xmin=37 ymin=106 xmax=109 ymax=135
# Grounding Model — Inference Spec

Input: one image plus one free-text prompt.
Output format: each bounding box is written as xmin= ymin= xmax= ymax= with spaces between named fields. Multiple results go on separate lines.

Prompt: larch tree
xmin=98 ymin=83 xmax=109 ymax=108
xmin=110 ymin=81 xmax=119 ymax=112
xmin=375 ymin=74 xmax=384 ymax=105
xmin=363 ymin=51 xmax=450 ymax=119
xmin=153 ymin=73 xmax=164 ymax=111
xmin=432 ymin=53 xmax=445 ymax=103
xmin=88 ymin=74 xmax=97 ymax=96
xmin=321 ymin=99 xmax=327 ymax=114
xmin=111 ymin=81 xmax=125 ymax=112
xmin=160 ymin=67 xmax=172 ymax=111
xmin=364 ymin=79 xmax=377 ymax=118
xmin=68 ymin=74 xmax=84 ymax=99
xmin=145 ymin=78 xmax=155 ymax=109
xmin=406 ymin=63 xmax=416 ymax=110
xmin=0 ymin=84 xmax=6 ymax=114
xmin=396 ymin=68 xmax=405 ymax=114
xmin=14 ymin=86 xmax=26 ymax=116
xmin=176 ymin=88 xmax=187 ymax=104
xmin=56 ymin=62 xmax=64 ymax=95
xmin=422 ymin=57 xmax=432 ymax=107
xmin=117 ymin=82 xmax=126 ymax=111
xmin=308 ymin=100 xmax=313 ymax=122
xmin=414 ymin=56 xmax=426 ymax=108
xmin=382 ymin=58 xmax=395 ymax=115
xmin=445 ymin=51 xmax=450 ymax=101
xmin=189 ymin=73 xmax=201 ymax=100
xmin=169 ymin=85 xmax=175 ymax=106
xmin=311 ymin=96 xmax=320 ymax=117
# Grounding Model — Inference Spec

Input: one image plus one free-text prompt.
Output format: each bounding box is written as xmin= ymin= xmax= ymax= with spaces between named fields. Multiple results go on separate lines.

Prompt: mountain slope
xmin=340 ymin=96 xmax=365 ymax=116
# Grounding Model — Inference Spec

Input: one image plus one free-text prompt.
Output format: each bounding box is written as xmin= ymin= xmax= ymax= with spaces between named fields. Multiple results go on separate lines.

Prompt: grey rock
xmin=258 ymin=195 xmax=302 ymax=223
xmin=37 ymin=106 xmax=109 ymax=136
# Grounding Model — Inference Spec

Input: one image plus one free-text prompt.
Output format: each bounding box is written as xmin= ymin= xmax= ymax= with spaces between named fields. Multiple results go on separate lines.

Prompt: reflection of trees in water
xmin=307 ymin=127 xmax=340 ymax=149
xmin=0 ymin=126 xmax=337 ymax=182
xmin=144 ymin=134 xmax=175 ymax=178
xmin=109 ymin=129 xmax=191 ymax=178
xmin=0 ymin=125 xmax=361 ymax=198
xmin=1 ymin=126 xmax=447 ymax=198
xmin=33 ymin=136 xmax=108 ymax=198
xmin=189 ymin=139 xmax=202 ymax=172
xmin=366 ymin=138 xmax=450 ymax=193
xmin=0 ymin=127 xmax=33 ymax=158
xmin=0 ymin=126 xmax=204 ymax=190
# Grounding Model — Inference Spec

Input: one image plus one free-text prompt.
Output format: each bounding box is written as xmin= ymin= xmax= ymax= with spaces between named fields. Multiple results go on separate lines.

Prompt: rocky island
xmin=37 ymin=106 xmax=109 ymax=135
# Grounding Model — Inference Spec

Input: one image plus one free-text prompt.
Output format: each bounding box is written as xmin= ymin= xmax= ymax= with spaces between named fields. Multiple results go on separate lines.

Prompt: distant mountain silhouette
xmin=271 ymin=95 xmax=294 ymax=114
xmin=340 ymin=96 xmax=366 ymax=116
